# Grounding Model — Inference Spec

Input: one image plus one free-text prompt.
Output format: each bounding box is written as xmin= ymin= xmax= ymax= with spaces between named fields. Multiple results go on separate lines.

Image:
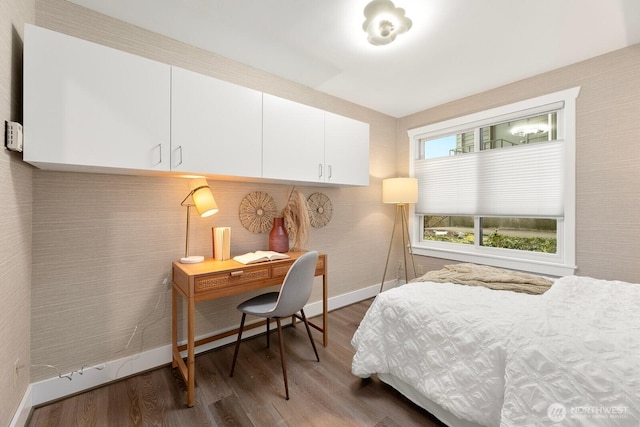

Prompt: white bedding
xmin=501 ymin=276 xmax=640 ymax=426
xmin=351 ymin=276 xmax=640 ymax=427
xmin=351 ymin=281 xmax=542 ymax=427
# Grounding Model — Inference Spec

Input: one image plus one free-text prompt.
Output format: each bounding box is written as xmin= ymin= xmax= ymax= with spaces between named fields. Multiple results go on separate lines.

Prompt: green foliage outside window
xmin=424 ymin=230 xmax=557 ymax=253
xmin=483 ymin=233 xmax=557 ymax=253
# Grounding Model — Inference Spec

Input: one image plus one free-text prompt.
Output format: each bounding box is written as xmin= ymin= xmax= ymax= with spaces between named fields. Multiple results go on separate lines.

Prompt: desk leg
xmin=171 ymin=287 xmax=178 ymax=369
xmin=187 ymin=295 xmax=196 ymax=407
xmin=322 ymin=272 xmax=328 ymax=347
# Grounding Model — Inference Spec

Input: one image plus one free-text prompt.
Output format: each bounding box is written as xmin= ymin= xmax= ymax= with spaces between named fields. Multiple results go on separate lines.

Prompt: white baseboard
xmin=26 ymin=281 xmax=391 ymax=410
xmin=9 ymin=385 xmax=32 ymax=427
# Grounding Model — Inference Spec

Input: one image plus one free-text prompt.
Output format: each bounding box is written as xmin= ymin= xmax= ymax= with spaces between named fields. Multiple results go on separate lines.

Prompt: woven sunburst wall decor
xmin=239 ymin=191 xmax=278 ymax=233
xmin=307 ymin=192 xmax=333 ymax=228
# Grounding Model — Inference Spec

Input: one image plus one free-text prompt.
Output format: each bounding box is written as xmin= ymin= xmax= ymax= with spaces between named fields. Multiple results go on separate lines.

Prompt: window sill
xmin=412 ymin=245 xmax=576 ymax=277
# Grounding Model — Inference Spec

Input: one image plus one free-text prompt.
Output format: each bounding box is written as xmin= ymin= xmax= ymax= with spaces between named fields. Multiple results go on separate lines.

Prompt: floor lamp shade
xmin=380 ymin=177 xmax=418 ymax=292
xmin=383 ymin=177 xmax=418 ymax=204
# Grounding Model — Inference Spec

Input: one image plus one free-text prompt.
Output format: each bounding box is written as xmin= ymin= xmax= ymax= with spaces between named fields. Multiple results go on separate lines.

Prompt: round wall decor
xmin=239 ymin=191 xmax=278 ymax=233
xmin=307 ymin=192 xmax=333 ymax=228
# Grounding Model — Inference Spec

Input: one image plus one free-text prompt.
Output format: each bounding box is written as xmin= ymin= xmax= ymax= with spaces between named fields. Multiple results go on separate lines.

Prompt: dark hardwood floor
xmin=28 ymin=299 xmax=445 ymax=427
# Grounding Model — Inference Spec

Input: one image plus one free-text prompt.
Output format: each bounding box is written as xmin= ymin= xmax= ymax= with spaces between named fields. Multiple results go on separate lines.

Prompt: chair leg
xmin=230 ymin=313 xmax=246 ymax=377
xmin=275 ymin=317 xmax=289 ymax=400
xmin=266 ymin=317 xmax=270 ymax=348
xmin=300 ymin=309 xmax=320 ymax=362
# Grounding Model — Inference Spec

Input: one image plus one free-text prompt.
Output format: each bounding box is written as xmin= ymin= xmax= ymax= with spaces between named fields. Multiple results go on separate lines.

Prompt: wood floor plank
xmin=194 ymin=351 xmax=234 ymax=405
xmin=28 ymin=401 xmax=62 ymax=426
xmin=74 ymin=387 xmax=106 ymax=427
xmin=28 ymin=300 xmax=445 ymax=427
xmin=226 ymin=338 xmax=286 ymax=404
xmin=139 ymin=370 xmax=166 ymax=426
xmin=244 ymin=403 xmax=287 ymax=427
xmin=208 ymin=393 xmax=255 ymax=426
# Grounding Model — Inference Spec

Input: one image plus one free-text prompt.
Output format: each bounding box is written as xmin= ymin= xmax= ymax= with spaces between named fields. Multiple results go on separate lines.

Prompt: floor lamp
xmin=380 ymin=177 xmax=418 ymax=292
xmin=180 ymin=178 xmax=218 ymax=264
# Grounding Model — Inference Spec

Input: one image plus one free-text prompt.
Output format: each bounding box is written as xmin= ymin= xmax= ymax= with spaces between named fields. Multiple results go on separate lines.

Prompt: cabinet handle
xmin=230 ymin=270 xmax=244 ymax=277
xmin=156 ymin=144 xmax=162 ymax=165
xmin=319 ymin=164 xmax=323 ymax=178
xmin=176 ymin=146 xmax=183 ymax=167
xmin=328 ymin=165 xmax=332 ymax=179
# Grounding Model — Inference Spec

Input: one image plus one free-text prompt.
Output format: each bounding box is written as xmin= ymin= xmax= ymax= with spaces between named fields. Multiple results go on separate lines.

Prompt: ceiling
xmin=67 ymin=0 xmax=640 ymax=118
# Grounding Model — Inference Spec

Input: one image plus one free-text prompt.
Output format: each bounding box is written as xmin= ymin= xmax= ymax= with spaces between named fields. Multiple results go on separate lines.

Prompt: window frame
xmin=408 ymin=87 xmax=580 ymax=277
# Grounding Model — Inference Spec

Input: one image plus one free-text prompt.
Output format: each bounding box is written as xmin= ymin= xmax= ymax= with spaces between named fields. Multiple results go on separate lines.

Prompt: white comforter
xmin=351 ymin=276 xmax=640 ymax=427
xmin=351 ymin=281 xmax=542 ymax=427
xmin=501 ymin=276 xmax=640 ymax=426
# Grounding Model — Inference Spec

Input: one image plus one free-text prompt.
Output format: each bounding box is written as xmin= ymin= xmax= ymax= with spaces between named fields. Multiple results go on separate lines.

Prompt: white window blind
xmin=415 ymin=140 xmax=565 ymax=217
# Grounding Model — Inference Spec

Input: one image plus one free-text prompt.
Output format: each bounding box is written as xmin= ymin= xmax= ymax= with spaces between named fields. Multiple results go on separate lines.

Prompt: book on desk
xmin=232 ymin=250 xmax=290 ymax=265
xmin=212 ymin=227 xmax=231 ymax=261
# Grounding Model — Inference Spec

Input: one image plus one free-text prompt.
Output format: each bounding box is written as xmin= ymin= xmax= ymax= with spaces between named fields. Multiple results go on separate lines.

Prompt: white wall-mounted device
xmin=5 ymin=121 xmax=23 ymax=152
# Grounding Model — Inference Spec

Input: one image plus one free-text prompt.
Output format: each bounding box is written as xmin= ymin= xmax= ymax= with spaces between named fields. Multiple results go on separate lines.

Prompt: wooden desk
xmin=171 ymin=251 xmax=327 ymax=407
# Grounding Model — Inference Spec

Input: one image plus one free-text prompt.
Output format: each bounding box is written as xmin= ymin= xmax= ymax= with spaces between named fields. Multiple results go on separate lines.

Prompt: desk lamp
xmin=380 ymin=177 xmax=418 ymax=292
xmin=180 ymin=178 xmax=218 ymax=264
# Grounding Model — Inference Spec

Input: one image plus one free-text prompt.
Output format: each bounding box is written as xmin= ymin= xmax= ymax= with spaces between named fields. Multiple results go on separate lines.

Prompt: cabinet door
xmin=23 ymin=25 xmax=170 ymax=171
xmin=171 ymin=67 xmax=262 ymax=177
xmin=325 ymin=112 xmax=370 ymax=185
xmin=262 ymin=94 xmax=325 ymax=182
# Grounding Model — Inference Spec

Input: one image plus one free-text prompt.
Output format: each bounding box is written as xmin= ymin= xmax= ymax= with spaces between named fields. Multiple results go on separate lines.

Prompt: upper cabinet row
xmin=23 ymin=25 xmax=369 ymax=186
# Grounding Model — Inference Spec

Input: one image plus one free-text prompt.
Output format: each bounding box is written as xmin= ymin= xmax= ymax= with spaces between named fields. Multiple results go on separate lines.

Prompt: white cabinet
xmin=262 ymin=94 xmax=370 ymax=185
xmin=23 ymin=24 xmax=171 ymax=172
xmin=325 ymin=112 xmax=370 ymax=186
xmin=171 ymin=67 xmax=263 ymax=178
xmin=262 ymin=94 xmax=325 ymax=183
xmin=23 ymin=25 xmax=369 ymax=186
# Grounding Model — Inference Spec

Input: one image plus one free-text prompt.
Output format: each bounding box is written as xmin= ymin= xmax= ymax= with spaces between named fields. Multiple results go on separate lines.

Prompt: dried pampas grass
xmin=281 ymin=187 xmax=310 ymax=251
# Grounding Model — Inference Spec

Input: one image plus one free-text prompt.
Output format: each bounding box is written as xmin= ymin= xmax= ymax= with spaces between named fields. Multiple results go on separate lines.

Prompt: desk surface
xmin=172 ymin=251 xmax=326 ymax=301
xmin=173 ymin=251 xmax=319 ymax=276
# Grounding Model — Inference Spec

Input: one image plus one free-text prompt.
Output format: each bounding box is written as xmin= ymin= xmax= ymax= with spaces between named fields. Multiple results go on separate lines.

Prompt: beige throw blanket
xmin=413 ymin=263 xmax=553 ymax=294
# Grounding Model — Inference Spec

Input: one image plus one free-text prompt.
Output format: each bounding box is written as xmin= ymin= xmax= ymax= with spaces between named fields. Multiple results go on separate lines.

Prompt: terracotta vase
xmin=268 ymin=217 xmax=289 ymax=253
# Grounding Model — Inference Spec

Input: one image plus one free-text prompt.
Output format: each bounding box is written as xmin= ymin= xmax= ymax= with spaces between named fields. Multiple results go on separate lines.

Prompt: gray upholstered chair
xmin=229 ymin=251 xmax=320 ymax=400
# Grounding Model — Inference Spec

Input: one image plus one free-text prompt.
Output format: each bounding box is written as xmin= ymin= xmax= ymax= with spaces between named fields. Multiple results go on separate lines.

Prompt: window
xmin=408 ymin=88 xmax=580 ymax=276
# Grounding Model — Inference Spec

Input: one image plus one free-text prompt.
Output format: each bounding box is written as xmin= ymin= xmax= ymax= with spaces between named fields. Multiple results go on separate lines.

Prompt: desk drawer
xmin=195 ymin=265 xmax=270 ymax=292
xmin=271 ymin=256 xmax=325 ymax=280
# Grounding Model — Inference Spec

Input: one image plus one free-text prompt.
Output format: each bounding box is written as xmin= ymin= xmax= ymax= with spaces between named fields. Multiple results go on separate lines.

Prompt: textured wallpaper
xmin=0 ymin=0 xmax=34 ymax=425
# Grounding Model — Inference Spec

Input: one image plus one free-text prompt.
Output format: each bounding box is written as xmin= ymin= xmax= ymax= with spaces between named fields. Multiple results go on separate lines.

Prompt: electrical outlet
xmin=163 ymin=273 xmax=172 ymax=290
xmin=417 ymin=265 xmax=424 ymax=275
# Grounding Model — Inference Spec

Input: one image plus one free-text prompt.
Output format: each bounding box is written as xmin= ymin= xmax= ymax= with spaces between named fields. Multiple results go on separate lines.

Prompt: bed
xmin=351 ymin=264 xmax=640 ymax=426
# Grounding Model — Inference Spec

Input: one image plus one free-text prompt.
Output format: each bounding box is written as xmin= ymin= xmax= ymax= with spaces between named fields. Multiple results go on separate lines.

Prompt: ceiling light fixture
xmin=363 ymin=0 xmax=412 ymax=46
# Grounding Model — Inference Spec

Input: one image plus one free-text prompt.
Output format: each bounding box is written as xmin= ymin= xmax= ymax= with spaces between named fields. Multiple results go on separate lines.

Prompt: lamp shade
xmin=188 ymin=178 xmax=218 ymax=217
xmin=383 ymin=177 xmax=418 ymax=204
